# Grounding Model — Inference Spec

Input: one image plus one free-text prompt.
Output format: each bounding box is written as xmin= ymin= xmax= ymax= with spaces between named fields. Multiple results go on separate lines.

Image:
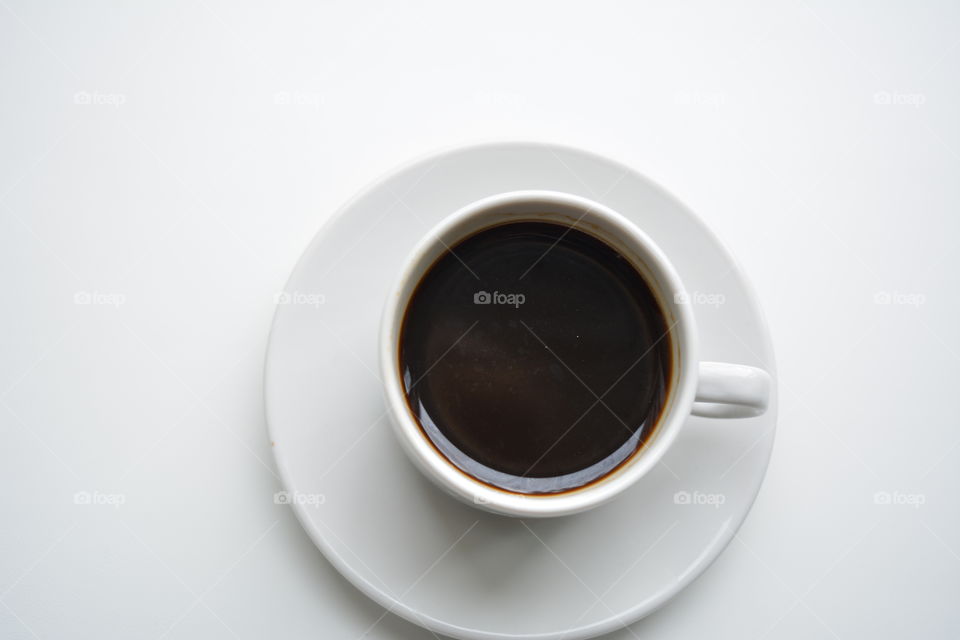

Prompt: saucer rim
xmin=264 ymin=139 xmax=778 ymax=640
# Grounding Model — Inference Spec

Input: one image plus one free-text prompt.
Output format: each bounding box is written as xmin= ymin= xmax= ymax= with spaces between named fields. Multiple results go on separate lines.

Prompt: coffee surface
xmin=399 ymin=221 xmax=671 ymax=494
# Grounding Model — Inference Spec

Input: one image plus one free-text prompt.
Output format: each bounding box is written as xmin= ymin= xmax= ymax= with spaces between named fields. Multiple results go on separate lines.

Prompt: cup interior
xmin=380 ymin=191 xmax=698 ymax=516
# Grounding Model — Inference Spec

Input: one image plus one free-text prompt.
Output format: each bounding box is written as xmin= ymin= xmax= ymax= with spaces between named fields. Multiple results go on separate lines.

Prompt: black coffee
xmin=399 ymin=221 xmax=672 ymax=494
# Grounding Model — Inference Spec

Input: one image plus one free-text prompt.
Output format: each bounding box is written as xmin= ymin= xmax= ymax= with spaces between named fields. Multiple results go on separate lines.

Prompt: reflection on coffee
xmin=399 ymin=221 xmax=672 ymax=494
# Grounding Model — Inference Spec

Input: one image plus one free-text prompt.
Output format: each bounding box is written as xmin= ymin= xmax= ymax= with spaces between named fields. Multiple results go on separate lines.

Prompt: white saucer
xmin=265 ymin=142 xmax=778 ymax=640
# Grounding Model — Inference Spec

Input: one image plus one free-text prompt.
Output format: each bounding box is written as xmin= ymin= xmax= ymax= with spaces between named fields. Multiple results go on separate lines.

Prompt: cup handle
xmin=691 ymin=362 xmax=772 ymax=418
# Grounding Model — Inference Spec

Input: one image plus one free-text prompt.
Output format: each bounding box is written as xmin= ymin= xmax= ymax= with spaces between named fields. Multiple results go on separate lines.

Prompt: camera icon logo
xmin=474 ymin=291 xmax=492 ymax=305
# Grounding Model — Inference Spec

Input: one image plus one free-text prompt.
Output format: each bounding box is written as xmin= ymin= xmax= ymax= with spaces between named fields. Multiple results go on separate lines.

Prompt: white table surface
xmin=1 ymin=2 xmax=958 ymax=638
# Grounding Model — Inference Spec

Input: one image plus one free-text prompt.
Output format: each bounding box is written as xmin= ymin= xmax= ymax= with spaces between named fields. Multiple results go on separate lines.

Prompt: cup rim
xmin=379 ymin=190 xmax=699 ymax=517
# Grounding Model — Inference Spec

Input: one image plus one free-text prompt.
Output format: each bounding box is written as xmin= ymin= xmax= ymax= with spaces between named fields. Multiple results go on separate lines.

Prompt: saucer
xmin=264 ymin=142 xmax=778 ymax=640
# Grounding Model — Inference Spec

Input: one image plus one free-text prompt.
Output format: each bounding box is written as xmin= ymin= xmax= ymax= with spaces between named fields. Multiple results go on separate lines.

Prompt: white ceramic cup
xmin=379 ymin=191 xmax=771 ymax=517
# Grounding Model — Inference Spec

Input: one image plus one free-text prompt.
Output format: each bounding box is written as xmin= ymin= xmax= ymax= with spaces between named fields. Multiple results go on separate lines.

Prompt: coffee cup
xmin=379 ymin=190 xmax=770 ymax=517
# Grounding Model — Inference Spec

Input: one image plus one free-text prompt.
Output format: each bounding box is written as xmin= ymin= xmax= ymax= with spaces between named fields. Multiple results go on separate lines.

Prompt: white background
xmin=1 ymin=1 xmax=958 ymax=638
